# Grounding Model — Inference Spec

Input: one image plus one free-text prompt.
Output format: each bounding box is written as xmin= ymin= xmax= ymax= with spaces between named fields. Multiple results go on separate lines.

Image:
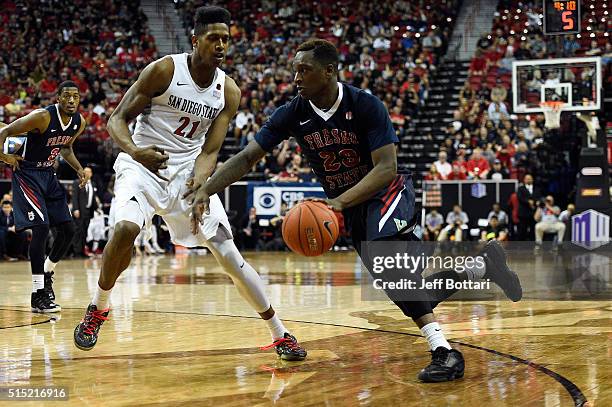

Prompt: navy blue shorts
xmin=346 ymin=173 xmax=421 ymax=255
xmin=12 ymin=167 xmax=72 ymax=230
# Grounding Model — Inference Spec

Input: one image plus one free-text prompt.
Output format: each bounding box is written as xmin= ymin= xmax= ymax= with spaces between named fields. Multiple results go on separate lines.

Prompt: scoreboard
xmin=543 ymin=0 xmax=581 ymax=35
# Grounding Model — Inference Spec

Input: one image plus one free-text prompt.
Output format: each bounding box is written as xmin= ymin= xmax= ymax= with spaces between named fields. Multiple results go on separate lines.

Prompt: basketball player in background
xmin=0 ymin=81 xmax=86 ymax=313
xmin=187 ymin=39 xmax=522 ymax=382
xmin=73 ymin=6 xmax=306 ymax=361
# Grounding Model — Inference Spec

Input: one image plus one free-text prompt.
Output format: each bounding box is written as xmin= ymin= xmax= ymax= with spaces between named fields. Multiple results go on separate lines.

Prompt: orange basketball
xmin=282 ymin=201 xmax=339 ymax=256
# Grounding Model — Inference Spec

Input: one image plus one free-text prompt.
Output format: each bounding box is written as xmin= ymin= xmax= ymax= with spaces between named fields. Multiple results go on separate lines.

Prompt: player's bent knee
xmin=113 ymin=221 xmax=141 ymax=242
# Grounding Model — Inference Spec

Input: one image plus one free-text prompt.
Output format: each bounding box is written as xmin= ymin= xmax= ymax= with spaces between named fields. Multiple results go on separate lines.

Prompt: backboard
xmin=512 ymin=56 xmax=601 ymax=113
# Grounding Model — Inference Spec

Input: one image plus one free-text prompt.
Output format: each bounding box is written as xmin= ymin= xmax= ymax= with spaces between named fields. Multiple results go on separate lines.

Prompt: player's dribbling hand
xmin=132 ymin=146 xmax=169 ymax=181
xmin=190 ymin=187 xmax=211 ymax=235
xmin=0 ymin=154 xmax=23 ymax=171
xmin=304 ymin=197 xmax=344 ymax=211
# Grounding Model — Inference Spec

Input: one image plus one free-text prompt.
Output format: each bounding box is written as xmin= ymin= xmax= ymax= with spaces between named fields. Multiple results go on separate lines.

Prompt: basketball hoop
xmin=540 ymin=101 xmax=564 ymax=129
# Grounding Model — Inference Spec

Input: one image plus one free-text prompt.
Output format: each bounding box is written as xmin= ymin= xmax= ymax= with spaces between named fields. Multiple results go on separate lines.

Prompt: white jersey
xmin=132 ymin=53 xmax=226 ymax=165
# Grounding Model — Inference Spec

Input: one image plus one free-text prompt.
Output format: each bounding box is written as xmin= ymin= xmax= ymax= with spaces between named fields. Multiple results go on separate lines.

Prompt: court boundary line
xmin=0 ymin=308 xmax=57 ymax=329
xmin=0 ymin=307 xmax=589 ymax=406
xmin=145 ymin=310 xmax=589 ymax=407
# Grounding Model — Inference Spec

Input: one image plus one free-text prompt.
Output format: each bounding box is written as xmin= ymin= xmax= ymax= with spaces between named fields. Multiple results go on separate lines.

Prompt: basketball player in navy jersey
xmin=187 ymin=39 xmax=522 ymax=382
xmin=73 ymin=6 xmax=306 ymax=361
xmin=0 ymin=81 xmax=86 ymax=313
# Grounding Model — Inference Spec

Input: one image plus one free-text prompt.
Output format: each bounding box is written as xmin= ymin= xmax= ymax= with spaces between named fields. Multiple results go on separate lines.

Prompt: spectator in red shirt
xmin=496 ymin=135 xmax=515 ymax=168
xmin=448 ymin=163 xmax=467 ymax=180
xmin=424 ymin=164 xmax=442 ymax=181
xmin=466 ymin=148 xmax=490 ymax=179
xmin=469 ymin=49 xmax=488 ymax=76
xmin=484 ymin=45 xmax=502 ymax=65
xmin=38 ymin=74 xmax=57 ymax=97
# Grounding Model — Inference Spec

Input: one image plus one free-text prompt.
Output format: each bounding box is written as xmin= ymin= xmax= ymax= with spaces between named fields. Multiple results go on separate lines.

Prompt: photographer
xmin=438 ymin=204 xmax=469 ymax=242
xmin=534 ymin=195 xmax=565 ymax=247
xmin=234 ymin=108 xmax=257 ymax=146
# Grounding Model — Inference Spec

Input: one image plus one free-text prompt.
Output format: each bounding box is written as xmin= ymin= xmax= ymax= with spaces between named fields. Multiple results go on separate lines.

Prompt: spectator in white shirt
xmin=534 ymin=195 xmax=565 ymax=246
xmin=438 ymin=205 xmax=469 ymax=242
xmin=433 ymin=151 xmax=452 ymax=179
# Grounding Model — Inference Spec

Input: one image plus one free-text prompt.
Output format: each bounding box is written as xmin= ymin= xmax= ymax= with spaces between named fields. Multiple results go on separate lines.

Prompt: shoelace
xmin=83 ymin=309 xmax=109 ymax=335
xmin=259 ymin=336 xmax=300 ymax=351
xmin=430 ymin=348 xmax=450 ymax=365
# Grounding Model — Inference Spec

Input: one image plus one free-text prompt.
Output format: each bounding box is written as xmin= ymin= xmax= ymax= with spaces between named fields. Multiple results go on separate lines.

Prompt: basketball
xmin=282 ymin=201 xmax=339 ymax=256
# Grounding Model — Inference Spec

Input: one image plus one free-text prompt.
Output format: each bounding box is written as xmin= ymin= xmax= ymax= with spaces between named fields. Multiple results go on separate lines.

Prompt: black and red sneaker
xmin=74 ymin=304 xmax=109 ymax=351
xmin=260 ymin=333 xmax=307 ymax=361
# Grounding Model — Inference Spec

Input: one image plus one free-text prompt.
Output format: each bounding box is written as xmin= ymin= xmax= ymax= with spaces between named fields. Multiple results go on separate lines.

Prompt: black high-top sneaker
xmin=31 ymin=289 xmax=61 ymax=313
xmin=482 ymin=240 xmax=522 ymax=302
xmin=418 ymin=347 xmax=465 ymax=382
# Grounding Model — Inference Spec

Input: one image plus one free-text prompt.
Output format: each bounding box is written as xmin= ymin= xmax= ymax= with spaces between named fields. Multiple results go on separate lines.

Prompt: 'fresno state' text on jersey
xmin=17 ymin=104 xmax=81 ymax=169
xmin=132 ymin=53 xmax=226 ymax=165
xmin=255 ymin=84 xmax=398 ymax=198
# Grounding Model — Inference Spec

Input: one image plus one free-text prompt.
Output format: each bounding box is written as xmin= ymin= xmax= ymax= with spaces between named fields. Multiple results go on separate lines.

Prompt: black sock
xmin=426 ymin=269 xmax=466 ymax=309
xmin=49 ymin=221 xmax=75 ymax=263
xmin=30 ymin=225 xmax=50 ymax=276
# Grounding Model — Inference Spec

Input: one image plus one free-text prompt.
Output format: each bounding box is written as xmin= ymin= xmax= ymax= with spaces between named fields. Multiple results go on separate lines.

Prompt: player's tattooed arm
xmin=183 ymin=77 xmax=241 ymax=202
xmin=60 ymin=116 xmax=87 ymax=188
xmin=329 ymin=143 xmax=397 ymax=211
xmin=0 ymin=109 xmax=50 ymax=170
xmin=107 ymin=57 xmax=173 ymax=179
xmin=188 ymin=140 xmax=266 ymax=235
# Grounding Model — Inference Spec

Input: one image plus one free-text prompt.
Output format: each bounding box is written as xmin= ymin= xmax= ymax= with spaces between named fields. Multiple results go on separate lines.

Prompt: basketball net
xmin=540 ymin=101 xmax=563 ymax=129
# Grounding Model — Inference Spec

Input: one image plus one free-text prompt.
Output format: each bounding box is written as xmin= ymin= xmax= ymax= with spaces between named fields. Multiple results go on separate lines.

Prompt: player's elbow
xmin=379 ymin=159 xmax=397 ymax=183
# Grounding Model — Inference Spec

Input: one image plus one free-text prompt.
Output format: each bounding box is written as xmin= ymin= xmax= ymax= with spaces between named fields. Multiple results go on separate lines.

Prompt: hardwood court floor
xmin=0 ymin=251 xmax=610 ymax=406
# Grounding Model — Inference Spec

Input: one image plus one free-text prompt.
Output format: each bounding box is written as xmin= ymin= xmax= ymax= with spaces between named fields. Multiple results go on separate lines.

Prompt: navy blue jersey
xmin=255 ymin=83 xmax=398 ymax=198
xmin=16 ymin=105 xmax=82 ymax=169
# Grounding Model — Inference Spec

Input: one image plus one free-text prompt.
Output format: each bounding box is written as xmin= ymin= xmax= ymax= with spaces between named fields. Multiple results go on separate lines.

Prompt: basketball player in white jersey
xmin=74 ymin=6 xmax=306 ymax=361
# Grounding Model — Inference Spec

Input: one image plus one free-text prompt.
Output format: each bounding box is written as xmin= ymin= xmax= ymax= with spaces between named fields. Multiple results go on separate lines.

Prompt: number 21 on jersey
xmin=174 ymin=116 xmax=200 ymax=139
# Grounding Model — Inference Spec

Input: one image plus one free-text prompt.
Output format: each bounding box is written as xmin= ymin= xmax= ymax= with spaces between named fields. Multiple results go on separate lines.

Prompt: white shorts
xmin=110 ymin=152 xmax=232 ymax=247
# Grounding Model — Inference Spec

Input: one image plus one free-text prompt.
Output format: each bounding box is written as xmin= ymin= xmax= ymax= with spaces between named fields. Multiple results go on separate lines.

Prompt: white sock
xmin=32 ymin=275 xmax=44 ymax=292
xmin=44 ymin=258 xmax=57 ymax=273
xmin=420 ymin=322 xmax=452 ymax=350
xmin=92 ymin=284 xmax=112 ymax=310
xmin=265 ymin=314 xmax=288 ymax=340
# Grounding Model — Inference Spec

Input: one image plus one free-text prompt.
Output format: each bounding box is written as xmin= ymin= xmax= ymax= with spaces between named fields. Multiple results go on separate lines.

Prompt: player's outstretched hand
xmin=132 ymin=146 xmax=169 ymax=181
xmin=0 ymin=154 xmax=23 ymax=171
xmin=190 ymin=187 xmax=211 ymax=235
